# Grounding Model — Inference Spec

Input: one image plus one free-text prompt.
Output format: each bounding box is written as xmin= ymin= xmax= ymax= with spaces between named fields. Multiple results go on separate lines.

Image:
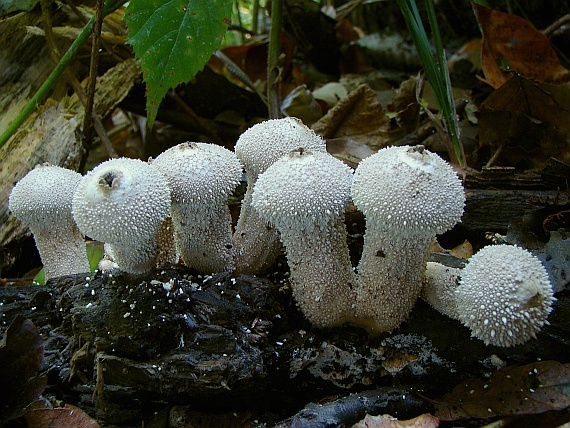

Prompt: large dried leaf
xmin=473 ymin=3 xmax=570 ymax=88
xmin=480 ymin=74 xmax=570 ymax=134
xmin=125 ymin=0 xmax=232 ymax=128
xmin=352 ymin=413 xmax=439 ymax=428
xmin=477 ymin=74 xmax=570 ymax=168
xmin=435 ymin=360 xmax=570 ymax=421
xmin=0 ymin=315 xmax=46 ymax=422
xmin=25 ymin=402 xmax=101 ymax=428
xmin=312 ymin=84 xmax=391 ymax=158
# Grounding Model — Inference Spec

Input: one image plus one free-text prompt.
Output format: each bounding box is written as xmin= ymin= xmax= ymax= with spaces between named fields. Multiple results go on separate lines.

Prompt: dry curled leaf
xmin=313 ymin=84 xmax=391 ymax=153
xmin=435 ymin=360 xmax=570 ymax=421
xmin=353 ymin=413 xmax=439 ymax=428
xmin=477 ymin=74 xmax=570 ymax=168
xmin=473 ymin=3 xmax=570 ymax=88
xmin=448 ymin=240 xmax=473 ymax=259
xmin=25 ymin=402 xmax=101 ymax=428
xmin=0 ymin=315 xmax=46 ymax=422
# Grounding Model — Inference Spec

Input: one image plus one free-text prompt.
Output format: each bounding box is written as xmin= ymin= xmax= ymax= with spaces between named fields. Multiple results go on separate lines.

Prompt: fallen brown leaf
xmin=25 ymin=402 xmax=101 ymax=428
xmin=473 ymin=3 xmax=570 ymax=88
xmin=352 ymin=413 xmax=439 ymax=428
xmin=0 ymin=315 xmax=46 ymax=422
xmin=313 ymin=84 xmax=391 ymax=153
xmin=477 ymin=74 xmax=570 ymax=168
xmin=435 ymin=360 xmax=570 ymax=421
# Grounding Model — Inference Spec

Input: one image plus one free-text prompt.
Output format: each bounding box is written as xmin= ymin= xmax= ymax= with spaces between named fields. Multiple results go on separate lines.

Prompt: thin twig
xmin=251 ymin=0 xmax=260 ymax=33
xmin=0 ymin=0 xmax=122 ymax=150
xmin=543 ymin=14 xmax=570 ymax=36
xmin=167 ymin=90 xmax=225 ymax=146
xmin=267 ymin=0 xmax=283 ymax=118
xmin=485 ymin=142 xmax=504 ymax=168
xmin=41 ymin=0 xmax=117 ymax=159
xmin=62 ymin=0 xmax=125 ymax=63
xmin=82 ymin=0 xmax=105 ymax=149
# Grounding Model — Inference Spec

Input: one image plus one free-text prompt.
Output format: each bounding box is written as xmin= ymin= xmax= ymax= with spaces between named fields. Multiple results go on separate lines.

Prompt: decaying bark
xmin=0 ymin=7 xmax=140 ymax=252
xmin=0 ymin=264 xmax=569 ymax=426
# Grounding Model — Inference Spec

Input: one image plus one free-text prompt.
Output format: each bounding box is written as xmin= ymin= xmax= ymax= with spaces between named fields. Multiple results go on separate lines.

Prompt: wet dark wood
xmin=1 ymin=265 xmax=569 ymax=426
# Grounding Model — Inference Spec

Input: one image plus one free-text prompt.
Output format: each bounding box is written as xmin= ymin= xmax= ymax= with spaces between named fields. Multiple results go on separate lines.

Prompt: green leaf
xmin=125 ymin=0 xmax=232 ymax=128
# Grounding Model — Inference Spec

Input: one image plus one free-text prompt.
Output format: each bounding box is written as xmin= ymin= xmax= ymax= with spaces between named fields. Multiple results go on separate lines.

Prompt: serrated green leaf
xmin=125 ymin=0 xmax=232 ymax=128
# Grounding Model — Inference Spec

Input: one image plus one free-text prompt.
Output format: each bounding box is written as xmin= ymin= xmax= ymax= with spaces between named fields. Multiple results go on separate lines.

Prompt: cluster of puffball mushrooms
xmin=9 ymin=117 xmax=555 ymax=347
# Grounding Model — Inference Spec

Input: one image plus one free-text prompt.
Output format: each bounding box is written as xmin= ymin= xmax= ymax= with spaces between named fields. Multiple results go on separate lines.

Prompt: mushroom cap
xmin=9 ymin=163 xmax=82 ymax=231
xmin=351 ymin=145 xmax=465 ymax=236
xmin=252 ymin=149 xmax=353 ymax=231
xmin=456 ymin=244 xmax=554 ymax=347
xmin=72 ymin=157 xmax=171 ymax=244
xmin=235 ymin=117 xmax=326 ymax=179
xmin=152 ymin=142 xmax=242 ymax=204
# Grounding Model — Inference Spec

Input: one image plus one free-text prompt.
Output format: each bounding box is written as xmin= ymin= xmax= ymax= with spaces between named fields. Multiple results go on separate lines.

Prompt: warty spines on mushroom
xmin=152 ymin=142 xmax=242 ymax=273
xmin=8 ymin=163 xmax=90 ymax=279
xmin=351 ymin=145 xmax=465 ymax=333
xmin=232 ymin=117 xmax=327 ymax=275
xmin=456 ymin=244 xmax=554 ymax=347
xmin=71 ymin=157 xmax=171 ymax=275
xmin=251 ymin=148 xmax=357 ymax=327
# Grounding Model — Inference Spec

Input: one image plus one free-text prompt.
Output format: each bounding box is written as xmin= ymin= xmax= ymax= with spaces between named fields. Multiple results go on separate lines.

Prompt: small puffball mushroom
xmin=252 ymin=149 xmax=356 ymax=327
xmin=152 ymin=142 xmax=242 ymax=273
xmin=8 ymin=163 xmax=89 ymax=279
xmin=72 ymin=157 xmax=171 ymax=275
xmin=456 ymin=245 xmax=554 ymax=347
xmin=351 ymin=145 xmax=465 ymax=333
xmin=233 ymin=117 xmax=327 ymax=274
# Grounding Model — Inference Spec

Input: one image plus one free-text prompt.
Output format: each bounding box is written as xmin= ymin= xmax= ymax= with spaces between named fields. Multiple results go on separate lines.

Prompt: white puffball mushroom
xmin=8 ymin=163 xmax=90 ymax=279
xmin=456 ymin=245 xmax=555 ymax=347
xmin=72 ymin=157 xmax=171 ymax=275
xmin=152 ymin=142 xmax=242 ymax=273
xmin=351 ymin=145 xmax=465 ymax=333
xmin=252 ymin=149 xmax=356 ymax=327
xmin=233 ymin=117 xmax=327 ymax=275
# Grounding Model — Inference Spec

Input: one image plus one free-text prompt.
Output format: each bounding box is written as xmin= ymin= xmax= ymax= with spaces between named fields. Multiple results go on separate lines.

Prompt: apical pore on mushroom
xmin=252 ymin=148 xmax=356 ymax=327
xmin=423 ymin=244 xmax=555 ymax=347
xmin=8 ymin=163 xmax=90 ymax=279
xmin=72 ymin=157 xmax=171 ymax=275
xmin=152 ymin=142 xmax=242 ymax=274
xmin=351 ymin=145 xmax=465 ymax=333
xmin=233 ymin=117 xmax=327 ymax=275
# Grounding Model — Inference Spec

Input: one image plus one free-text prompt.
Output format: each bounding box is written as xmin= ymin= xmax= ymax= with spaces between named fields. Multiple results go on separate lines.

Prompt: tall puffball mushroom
xmin=233 ymin=117 xmax=327 ymax=274
xmin=8 ymin=164 xmax=90 ymax=279
xmin=251 ymin=149 xmax=356 ymax=327
xmin=351 ymin=145 xmax=465 ymax=333
xmin=72 ymin=158 xmax=171 ymax=275
xmin=152 ymin=142 xmax=242 ymax=273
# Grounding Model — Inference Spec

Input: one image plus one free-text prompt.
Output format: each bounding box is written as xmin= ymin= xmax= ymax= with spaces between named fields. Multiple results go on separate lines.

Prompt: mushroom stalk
xmin=8 ymin=164 xmax=89 ymax=279
xmin=233 ymin=117 xmax=327 ymax=275
xmin=351 ymin=145 xmax=465 ymax=333
xmin=252 ymin=149 xmax=356 ymax=327
xmin=421 ymin=262 xmax=462 ymax=320
xmin=232 ymin=189 xmax=283 ymax=275
xmin=152 ymin=142 xmax=242 ymax=273
xmin=355 ymin=229 xmax=433 ymax=332
xmin=278 ymin=216 xmax=356 ymax=327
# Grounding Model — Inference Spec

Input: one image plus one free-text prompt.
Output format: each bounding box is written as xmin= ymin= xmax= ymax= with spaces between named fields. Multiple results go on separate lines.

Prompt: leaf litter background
xmin=0 ymin=0 xmax=570 ymax=427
